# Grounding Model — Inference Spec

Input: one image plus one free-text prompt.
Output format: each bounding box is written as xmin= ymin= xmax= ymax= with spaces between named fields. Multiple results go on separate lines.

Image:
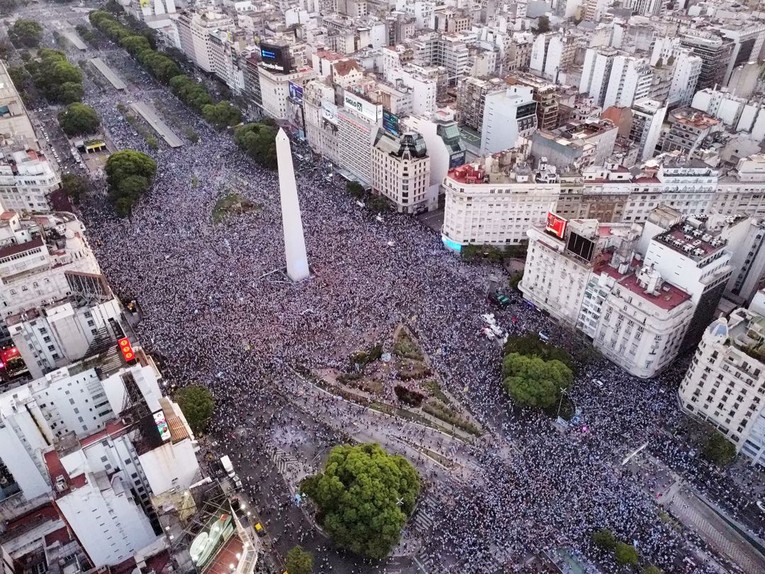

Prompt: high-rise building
xmin=337 ymin=90 xmax=382 ymax=186
xmin=629 ymin=98 xmax=668 ymax=162
xmin=680 ymin=33 xmax=734 ymax=91
xmin=302 ymin=79 xmax=340 ymax=165
xmin=480 ymin=86 xmax=537 ymax=155
xmin=718 ymin=216 xmax=765 ymax=306
xmin=371 ymin=131 xmax=431 ymax=213
xmin=678 ymin=307 xmax=765 ymax=467
xmin=579 ymin=48 xmax=618 ymax=107
xmin=456 ymin=76 xmax=504 ymax=132
xmin=507 ymin=72 xmax=560 ymax=131
xmin=603 ymin=56 xmax=653 ymax=109
xmin=176 ymin=11 xmax=234 ymax=74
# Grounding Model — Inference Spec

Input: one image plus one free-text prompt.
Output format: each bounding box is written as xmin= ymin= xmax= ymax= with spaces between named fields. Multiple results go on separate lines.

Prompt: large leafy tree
xmin=175 ymin=385 xmax=215 ymax=436
xmin=614 ymin=542 xmax=639 ymax=566
xmin=9 ymin=19 xmax=43 ymax=48
xmin=285 ymin=546 xmax=313 ymax=574
xmin=502 ymin=353 xmax=573 ymax=410
xmin=27 ymin=49 xmax=83 ymax=104
xmin=703 ymin=430 xmax=736 ymax=466
xmin=503 ymin=334 xmax=573 ymax=368
xmin=58 ymin=103 xmax=101 ymax=136
xmin=104 ymin=150 xmax=157 ymax=216
xmin=234 ymin=123 xmax=278 ymax=169
xmin=301 ymin=443 xmax=420 ymax=559
xmin=60 ymin=173 xmax=89 ymax=204
xmin=202 ymin=101 xmax=242 ymax=129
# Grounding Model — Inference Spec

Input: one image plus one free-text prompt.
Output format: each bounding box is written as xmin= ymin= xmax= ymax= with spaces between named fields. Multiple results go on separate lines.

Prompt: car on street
xmin=254 ymin=522 xmax=266 ymax=537
xmin=489 ymin=291 xmax=511 ymax=307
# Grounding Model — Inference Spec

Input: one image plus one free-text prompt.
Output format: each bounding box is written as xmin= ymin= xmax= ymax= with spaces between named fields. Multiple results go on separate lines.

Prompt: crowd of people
xmin=70 ymin=45 xmax=764 ymax=574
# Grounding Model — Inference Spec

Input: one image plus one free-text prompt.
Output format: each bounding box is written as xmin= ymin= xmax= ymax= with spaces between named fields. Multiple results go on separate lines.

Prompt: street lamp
xmin=556 ymin=387 xmax=568 ymax=421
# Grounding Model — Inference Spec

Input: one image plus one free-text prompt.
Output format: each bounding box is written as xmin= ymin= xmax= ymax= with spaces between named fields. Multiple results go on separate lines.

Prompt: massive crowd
xmin=72 ymin=47 xmax=764 ymax=574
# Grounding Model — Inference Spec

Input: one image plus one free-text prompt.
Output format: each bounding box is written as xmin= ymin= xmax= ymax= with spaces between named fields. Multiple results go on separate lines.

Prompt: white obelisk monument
xmin=276 ymin=128 xmax=310 ymax=281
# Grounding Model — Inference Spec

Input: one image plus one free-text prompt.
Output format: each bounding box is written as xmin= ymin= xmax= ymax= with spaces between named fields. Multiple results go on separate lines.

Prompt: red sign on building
xmin=118 ymin=338 xmax=136 ymax=363
xmin=545 ymin=212 xmax=568 ymax=239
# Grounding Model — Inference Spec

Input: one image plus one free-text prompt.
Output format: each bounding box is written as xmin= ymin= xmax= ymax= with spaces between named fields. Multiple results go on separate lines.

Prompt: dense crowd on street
xmin=71 ymin=46 xmax=764 ymax=574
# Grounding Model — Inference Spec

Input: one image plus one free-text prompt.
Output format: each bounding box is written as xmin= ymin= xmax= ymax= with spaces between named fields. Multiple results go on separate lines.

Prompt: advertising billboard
xmin=153 ymin=411 xmax=171 ymax=442
xmin=321 ymin=101 xmax=338 ymax=125
xmin=382 ymin=110 xmax=399 ymax=136
xmin=288 ymin=98 xmax=305 ymax=141
xmin=343 ymin=91 xmax=380 ymax=123
xmin=259 ymin=43 xmax=292 ymax=74
xmin=449 ymin=150 xmax=466 ymax=169
xmin=545 ymin=212 xmax=568 ymax=239
xmin=288 ymin=82 xmax=303 ymax=104
xmin=189 ymin=513 xmax=235 ymax=573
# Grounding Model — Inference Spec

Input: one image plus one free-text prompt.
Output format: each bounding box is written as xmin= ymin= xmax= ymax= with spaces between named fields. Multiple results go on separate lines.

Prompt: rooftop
xmin=669 ymin=107 xmax=720 ymax=129
xmin=618 ymin=271 xmax=692 ymax=311
xmin=653 ymin=220 xmax=727 ymax=260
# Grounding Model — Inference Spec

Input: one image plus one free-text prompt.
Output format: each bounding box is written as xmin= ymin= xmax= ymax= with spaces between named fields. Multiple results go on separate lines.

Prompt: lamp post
xmin=556 ymin=387 xmax=567 ymax=421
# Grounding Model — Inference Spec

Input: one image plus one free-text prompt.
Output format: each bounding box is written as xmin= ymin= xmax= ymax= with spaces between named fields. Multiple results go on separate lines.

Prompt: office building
xmin=603 ymin=56 xmax=653 ymax=109
xmin=630 ymin=98 xmax=667 ymax=162
xmin=176 ymin=11 xmax=235 ymax=74
xmin=456 ymin=76 xmax=504 ymax=132
xmin=337 ymin=90 xmax=382 ymax=185
xmin=679 ymin=33 xmax=734 ymax=92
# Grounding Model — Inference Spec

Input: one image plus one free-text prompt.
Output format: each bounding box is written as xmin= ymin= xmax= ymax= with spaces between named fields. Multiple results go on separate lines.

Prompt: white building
xmin=371 ymin=130 xmax=431 ymax=214
xmin=603 ymin=56 xmax=653 ymax=109
xmin=480 ymin=86 xmax=537 ymax=155
xmin=442 ymin=147 xmax=560 ymax=250
xmin=176 ymin=11 xmax=234 ymax=74
xmin=718 ymin=216 xmax=765 ymax=306
xmin=579 ymin=47 xmax=618 ymax=107
xmin=630 ymin=98 xmax=667 ymax=162
xmin=0 ymin=149 xmax=60 ymax=213
xmin=0 ymin=212 xmax=100 ymax=320
xmin=302 ymin=79 xmax=340 ymax=166
xmin=337 ymin=90 xmax=382 ymax=185
xmin=679 ymin=307 xmax=765 ymax=467
xmin=520 ymin=214 xmax=696 ymax=378
xmin=258 ymin=66 xmax=314 ymax=121
xmin=386 ymin=66 xmax=438 ymax=116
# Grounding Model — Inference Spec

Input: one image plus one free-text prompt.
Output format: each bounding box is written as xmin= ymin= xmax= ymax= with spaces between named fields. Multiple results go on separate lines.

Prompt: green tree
xmin=535 ymin=15 xmax=551 ymax=34
xmin=175 ymin=385 xmax=215 ymax=435
xmin=60 ymin=173 xmax=89 ymax=204
xmin=202 ymin=101 xmax=242 ymax=129
xmin=503 ymin=334 xmax=573 ymax=368
xmin=58 ymin=82 xmax=84 ymax=104
xmin=346 ymin=181 xmax=365 ymax=199
xmin=29 ymin=49 xmax=84 ymax=104
xmin=58 ymin=103 xmax=101 ymax=136
xmin=703 ymin=431 xmax=736 ymax=466
xmin=285 ymin=546 xmax=313 ymax=574
xmin=502 ymin=353 xmax=573 ymax=410
xmin=234 ymin=123 xmax=278 ymax=169
xmin=642 ymin=566 xmax=663 ymax=574
xmin=591 ymin=528 xmax=617 ymax=551
xmin=9 ymin=19 xmax=43 ymax=48
xmin=105 ymin=150 xmax=157 ymax=216
xmin=614 ymin=542 xmax=639 ymax=566
xmin=120 ymin=35 xmax=151 ymax=56
xmin=301 ymin=443 xmax=420 ymax=559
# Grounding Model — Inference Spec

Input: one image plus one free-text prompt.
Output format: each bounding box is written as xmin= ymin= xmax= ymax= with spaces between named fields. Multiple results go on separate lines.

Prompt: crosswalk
xmin=411 ymin=492 xmax=439 ymax=533
xmin=263 ymin=440 xmax=312 ymax=486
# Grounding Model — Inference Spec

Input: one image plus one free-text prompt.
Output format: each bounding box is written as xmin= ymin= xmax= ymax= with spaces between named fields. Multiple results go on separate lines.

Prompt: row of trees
xmin=104 ymin=150 xmax=157 ymax=216
xmin=88 ymin=11 xmax=241 ymax=129
xmin=58 ymin=102 xmax=101 ymax=136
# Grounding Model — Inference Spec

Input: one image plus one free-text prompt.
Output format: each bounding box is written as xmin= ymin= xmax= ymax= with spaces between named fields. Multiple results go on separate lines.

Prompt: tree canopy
xmin=614 ymin=542 xmax=639 ymax=566
xmin=502 ymin=353 xmax=573 ymax=410
xmin=285 ymin=546 xmax=313 ymax=574
xmin=202 ymin=101 xmax=242 ymax=129
xmin=591 ymin=528 xmax=617 ymax=551
xmin=535 ymin=15 xmax=551 ymax=34
xmin=503 ymin=334 xmax=574 ymax=368
xmin=26 ymin=49 xmax=84 ymax=104
xmin=175 ymin=385 xmax=215 ymax=436
xmin=301 ymin=443 xmax=420 ymax=559
xmin=104 ymin=150 xmax=157 ymax=217
xmin=234 ymin=123 xmax=278 ymax=169
xmin=703 ymin=430 xmax=736 ymax=466
xmin=9 ymin=19 xmax=43 ymax=48
xmin=58 ymin=103 xmax=101 ymax=136
xmin=60 ymin=173 xmax=89 ymax=205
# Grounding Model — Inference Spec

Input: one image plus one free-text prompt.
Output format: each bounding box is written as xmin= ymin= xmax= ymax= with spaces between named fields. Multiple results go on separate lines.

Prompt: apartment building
xmin=371 ymin=130 xmax=431 ymax=213
xmin=679 ymin=307 xmax=765 ymax=467
xmin=442 ymin=147 xmax=560 ymax=250
xmin=480 ymin=86 xmax=537 ymax=155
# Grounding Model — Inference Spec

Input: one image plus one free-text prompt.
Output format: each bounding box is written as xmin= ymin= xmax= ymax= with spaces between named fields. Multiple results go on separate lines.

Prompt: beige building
xmin=679 ymin=307 xmax=765 ymax=466
xmin=371 ymin=131 xmax=431 ymax=214
xmin=442 ymin=145 xmax=560 ymax=249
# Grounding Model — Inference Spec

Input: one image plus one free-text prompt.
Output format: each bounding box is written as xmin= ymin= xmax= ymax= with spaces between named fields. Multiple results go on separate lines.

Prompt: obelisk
xmin=276 ymin=129 xmax=310 ymax=282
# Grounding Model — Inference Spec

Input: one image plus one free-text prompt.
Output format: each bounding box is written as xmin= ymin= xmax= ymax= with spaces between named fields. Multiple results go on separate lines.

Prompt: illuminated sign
xmin=288 ymin=82 xmax=303 ymax=103
xmin=441 ymin=235 xmax=462 ymax=252
xmin=545 ymin=212 xmax=568 ymax=239
xmin=117 ymin=337 xmax=136 ymax=363
xmin=382 ymin=110 xmax=399 ymax=136
xmin=189 ymin=513 xmax=235 ymax=572
xmin=343 ymin=91 xmax=381 ymax=123
xmin=259 ymin=43 xmax=291 ymax=74
xmin=153 ymin=411 xmax=171 ymax=442
xmin=449 ymin=150 xmax=466 ymax=169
